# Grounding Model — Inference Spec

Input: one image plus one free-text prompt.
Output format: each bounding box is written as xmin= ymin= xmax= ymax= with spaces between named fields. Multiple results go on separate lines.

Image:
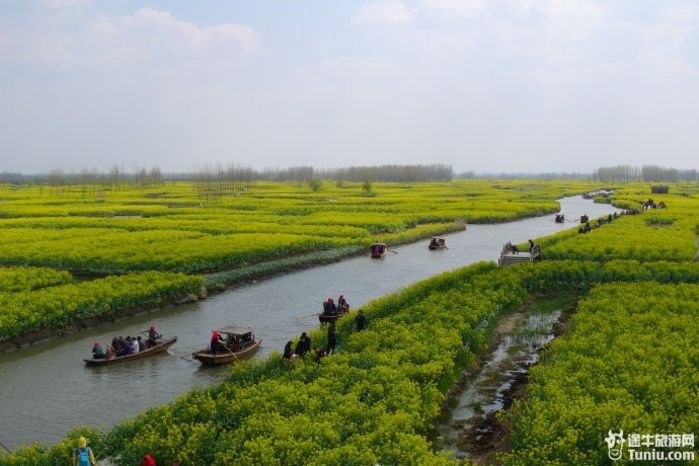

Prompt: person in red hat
xmin=147 ymin=325 xmax=161 ymax=348
xmin=210 ymin=330 xmax=225 ymax=355
xmin=322 ymin=297 xmax=337 ymax=316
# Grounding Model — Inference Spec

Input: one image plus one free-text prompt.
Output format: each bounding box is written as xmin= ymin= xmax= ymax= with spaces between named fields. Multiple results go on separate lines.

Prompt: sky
xmin=0 ymin=0 xmax=698 ymax=174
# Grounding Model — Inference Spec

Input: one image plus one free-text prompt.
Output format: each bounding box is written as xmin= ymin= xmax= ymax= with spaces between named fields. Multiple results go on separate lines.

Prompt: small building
xmin=650 ymin=185 xmax=669 ymax=194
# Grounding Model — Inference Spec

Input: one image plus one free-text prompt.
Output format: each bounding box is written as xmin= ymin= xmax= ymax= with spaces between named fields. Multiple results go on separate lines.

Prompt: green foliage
xmin=1 ymin=262 xmax=523 ymax=465
xmin=8 ymin=255 xmax=699 ymax=465
xmin=4 ymin=181 xmax=698 ymax=465
xmin=0 ymin=266 xmax=72 ymax=293
xmin=525 ymin=193 xmax=699 ymax=262
xmin=204 ymin=246 xmax=363 ymax=288
xmin=1 ymin=427 xmax=104 ymax=466
xmin=0 ymin=272 xmax=203 ymax=342
xmin=308 ymin=178 xmax=323 ymax=193
xmin=520 ymin=260 xmax=699 ymax=292
xmin=0 ymin=180 xmax=607 ymax=274
xmin=502 ymin=282 xmax=699 ymax=466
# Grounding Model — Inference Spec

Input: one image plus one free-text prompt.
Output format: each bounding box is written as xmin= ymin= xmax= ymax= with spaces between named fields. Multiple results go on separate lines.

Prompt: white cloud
xmin=3 ymin=7 xmax=258 ymax=68
xmin=423 ymin=0 xmax=486 ymax=17
xmin=2 ymin=1 xmax=699 ymax=173
xmin=353 ymin=1 xmax=417 ymax=26
xmin=120 ymin=8 xmax=257 ymax=55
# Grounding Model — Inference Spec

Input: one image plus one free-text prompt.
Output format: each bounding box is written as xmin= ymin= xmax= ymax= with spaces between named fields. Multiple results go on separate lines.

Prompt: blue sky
xmin=1 ymin=0 xmax=698 ymax=173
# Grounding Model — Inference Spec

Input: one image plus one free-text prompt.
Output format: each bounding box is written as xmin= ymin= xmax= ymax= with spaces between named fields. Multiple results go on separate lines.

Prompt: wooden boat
xmin=319 ymin=308 xmax=349 ymax=324
xmin=84 ymin=337 xmax=177 ymax=366
xmin=192 ymin=326 xmax=261 ymax=366
xmin=370 ymin=242 xmax=386 ymax=258
xmin=428 ymin=237 xmax=447 ymax=250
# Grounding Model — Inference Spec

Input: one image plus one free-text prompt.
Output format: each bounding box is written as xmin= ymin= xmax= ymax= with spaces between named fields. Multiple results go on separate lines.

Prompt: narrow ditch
xmin=434 ymin=296 xmax=576 ymax=464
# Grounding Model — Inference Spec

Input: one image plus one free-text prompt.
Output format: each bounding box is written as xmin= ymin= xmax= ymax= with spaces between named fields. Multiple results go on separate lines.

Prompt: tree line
xmin=1 ymin=164 xmax=453 ymax=185
xmin=592 ymin=165 xmax=698 ymax=182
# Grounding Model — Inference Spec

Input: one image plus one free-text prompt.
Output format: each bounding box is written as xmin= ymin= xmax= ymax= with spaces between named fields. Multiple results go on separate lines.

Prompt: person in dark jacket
xmin=125 ymin=337 xmax=135 ymax=355
xmin=528 ymin=239 xmax=534 ymax=253
xmin=327 ymin=324 xmax=337 ymax=354
xmin=147 ymin=325 xmax=160 ymax=348
xmin=91 ymin=342 xmax=105 ymax=359
xmin=323 ymin=298 xmax=337 ymax=315
xmin=116 ymin=337 xmax=127 ymax=356
xmin=314 ymin=347 xmax=326 ymax=363
xmin=283 ymin=341 xmax=294 ymax=360
xmin=295 ymin=332 xmax=311 ymax=357
xmin=355 ymin=310 xmax=368 ymax=331
xmin=211 ymin=331 xmax=225 ymax=355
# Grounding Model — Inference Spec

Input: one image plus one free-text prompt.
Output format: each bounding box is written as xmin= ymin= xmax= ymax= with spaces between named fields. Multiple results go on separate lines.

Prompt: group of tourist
xmin=72 ymin=435 xmax=178 ymax=466
xmin=283 ymin=305 xmax=369 ymax=362
xmin=90 ymin=325 xmax=161 ymax=360
xmin=283 ymin=331 xmax=312 ymax=360
xmin=578 ymin=212 xmax=622 ymax=234
xmin=321 ymin=295 xmax=350 ymax=316
xmin=209 ymin=330 xmax=244 ymax=354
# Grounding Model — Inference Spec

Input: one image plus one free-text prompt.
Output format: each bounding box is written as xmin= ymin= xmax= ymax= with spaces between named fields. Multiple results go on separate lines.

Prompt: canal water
xmin=0 ymin=196 xmax=620 ymax=450
xmin=435 ymin=301 xmax=566 ymax=458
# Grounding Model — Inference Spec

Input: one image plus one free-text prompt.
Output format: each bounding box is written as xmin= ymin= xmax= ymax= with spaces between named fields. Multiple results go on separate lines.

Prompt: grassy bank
xmin=5 ymin=258 xmax=699 ymax=465
xmin=0 ymin=272 xmax=204 ymax=349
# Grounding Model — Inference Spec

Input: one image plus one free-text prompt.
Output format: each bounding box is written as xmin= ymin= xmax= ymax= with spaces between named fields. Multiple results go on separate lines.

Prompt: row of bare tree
xmin=593 ymin=165 xmax=698 ymax=182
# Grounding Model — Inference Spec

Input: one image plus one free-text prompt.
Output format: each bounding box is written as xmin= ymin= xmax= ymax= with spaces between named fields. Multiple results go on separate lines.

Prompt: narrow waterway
xmin=0 ymin=196 xmax=620 ymax=450
xmin=435 ymin=301 xmax=566 ymax=459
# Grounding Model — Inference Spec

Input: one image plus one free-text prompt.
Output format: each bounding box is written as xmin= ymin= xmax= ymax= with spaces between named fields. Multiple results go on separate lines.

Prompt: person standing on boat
xmin=211 ymin=331 xmax=225 ymax=354
xmin=327 ymin=324 xmax=337 ymax=355
xmin=72 ymin=436 xmax=96 ymax=466
xmin=148 ymin=325 xmax=160 ymax=348
xmin=137 ymin=336 xmax=145 ymax=352
xmin=355 ymin=310 xmax=368 ymax=331
xmin=91 ymin=342 xmax=105 ymax=359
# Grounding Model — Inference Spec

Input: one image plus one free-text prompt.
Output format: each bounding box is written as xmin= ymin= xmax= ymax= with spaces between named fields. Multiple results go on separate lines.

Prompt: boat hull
xmin=192 ymin=339 xmax=262 ymax=366
xmin=318 ymin=311 xmax=349 ymax=324
xmin=84 ymin=337 xmax=177 ymax=366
